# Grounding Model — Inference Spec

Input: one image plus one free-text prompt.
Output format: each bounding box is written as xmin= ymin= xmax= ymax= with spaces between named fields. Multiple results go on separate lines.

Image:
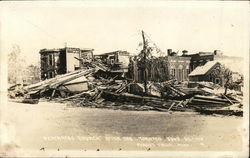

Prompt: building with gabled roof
xmin=94 ymin=50 xmax=130 ymax=72
xmin=189 ymin=61 xmax=222 ymax=85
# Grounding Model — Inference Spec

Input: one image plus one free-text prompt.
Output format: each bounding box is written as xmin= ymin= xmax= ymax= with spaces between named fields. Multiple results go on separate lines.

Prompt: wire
xmin=144 ymin=32 xmax=165 ymax=56
xmin=7 ymin=7 xmax=63 ymax=44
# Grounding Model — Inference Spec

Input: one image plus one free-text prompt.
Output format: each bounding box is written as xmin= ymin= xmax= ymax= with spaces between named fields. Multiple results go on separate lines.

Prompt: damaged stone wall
xmin=128 ymin=57 xmax=171 ymax=83
xmin=129 ymin=55 xmax=191 ymax=83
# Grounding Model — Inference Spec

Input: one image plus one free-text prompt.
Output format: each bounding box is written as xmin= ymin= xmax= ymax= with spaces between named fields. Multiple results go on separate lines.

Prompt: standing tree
xmin=139 ymin=30 xmax=153 ymax=93
xmin=130 ymin=30 xmax=170 ymax=94
xmin=25 ymin=64 xmax=41 ymax=84
xmin=210 ymin=64 xmax=232 ymax=95
xmin=8 ymin=44 xmax=25 ymax=84
xmin=222 ymin=66 xmax=233 ymax=95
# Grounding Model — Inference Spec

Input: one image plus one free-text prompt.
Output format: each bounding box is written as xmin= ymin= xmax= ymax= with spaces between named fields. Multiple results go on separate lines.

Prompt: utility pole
xmin=141 ymin=30 xmax=148 ymax=94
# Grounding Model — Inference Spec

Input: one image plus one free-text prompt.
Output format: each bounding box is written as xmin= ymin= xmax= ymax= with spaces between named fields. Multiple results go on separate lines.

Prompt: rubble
xmin=7 ymin=31 xmax=243 ymax=116
xmin=8 ymin=63 xmax=243 ymax=117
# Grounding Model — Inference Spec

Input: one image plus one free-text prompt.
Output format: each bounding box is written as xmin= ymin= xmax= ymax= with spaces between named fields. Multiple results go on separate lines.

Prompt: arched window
xmin=178 ymin=65 xmax=183 ymax=81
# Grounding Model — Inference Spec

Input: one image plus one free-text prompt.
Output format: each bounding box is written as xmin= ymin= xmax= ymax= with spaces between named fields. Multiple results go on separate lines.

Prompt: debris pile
xmin=8 ymin=63 xmax=243 ymax=117
xmin=180 ymin=82 xmax=243 ymax=116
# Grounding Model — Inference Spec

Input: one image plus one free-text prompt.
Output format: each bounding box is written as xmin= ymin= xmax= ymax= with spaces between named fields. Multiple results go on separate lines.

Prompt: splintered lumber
xmin=176 ymin=100 xmax=184 ymax=108
xmin=190 ymin=99 xmax=228 ymax=107
xmin=92 ymin=61 xmax=110 ymax=71
xmin=182 ymin=99 xmax=189 ymax=107
xmin=168 ymin=102 xmax=176 ymax=111
xmin=24 ymin=70 xmax=84 ymax=91
xmin=23 ymin=68 xmax=95 ymax=94
xmin=198 ymin=83 xmax=214 ymax=90
xmin=22 ymin=98 xmax=39 ymax=104
xmin=194 ymin=95 xmax=238 ymax=104
xmin=196 ymin=108 xmax=243 ymax=116
xmin=94 ymin=90 xmax=103 ymax=101
xmin=170 ymin=85 xmax=186 ymax=96
xmin=185 ymin=97 xmax=194 ymax=106
xmin=61 ymin=89 xmax=95 ymax=101
xmin=50 ymin=89 xmax=56 ymax=99
xmin=50 ymin=68 xmax=95 ymax=89
xmin=221 ymin=94 xmax=234 ymax=105
xmin=101 ymin=91 xmax=171 ymax=105
xmin=115 ymin=84 xmax=125 ymax=93
xmin=154 ymin=107 xmax=169 ymax=112
xmin=225 ymin=94 xmax=241 ymax=103
xmin=115 ymin=82 xmax=131 ymax=93
xmin=9 ymin=98 xmax=39 ymax=104
xmin=191 ymin=98 xmax=227 ymax=104
xmin=166 ymin=85 xmax=186 ymax=96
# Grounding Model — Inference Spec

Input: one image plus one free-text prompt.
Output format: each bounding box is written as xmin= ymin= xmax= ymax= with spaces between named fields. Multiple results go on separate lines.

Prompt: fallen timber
xmin=100 ymin=91 xmax=190 ymax=111
xmin=193 ymin=95 xmax=239 ymax=104
xmin=195 ymin=106 xmax=243 ymax=116
xmin=23 ymin=68 xmax=96 ymax=98
xmin=8 ymin=63 xmax=243 ymax=116
xmin=23 ymin=70 xmax=85 ymax=91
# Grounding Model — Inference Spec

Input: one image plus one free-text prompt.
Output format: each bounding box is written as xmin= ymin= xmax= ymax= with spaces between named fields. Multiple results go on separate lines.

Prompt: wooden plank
xmin=170 ymin=85 xmax=186 ymax=95
xmin=198 ymin=83 xmax=214 ymax=90
xmin=50 ymin=68 xmax=95 ymax=89
xmin=221 ymin=94 xmax=234 ymax=105
xmin=191 ymin=98 xmax=228 ymax=105
xmin=175 ymin=101 xmax=184 ymax=108
xmin=194 ymin=95 xmax=238 ymax=103
xmin=168 ymin=102 xmax=176 ymax=111
xmin=61 ymin=89 xmax=95 ymax=101
xmin=167 ymin=85 xmax=186 ymax=96
xmin=154 ymin=107 xmax=169 ymax=112
xmin=182 ymin=99 xmax=189 ymax=107
xmin=94 ymin=90 xmax=103 ymax=101
xmin=116 ymin=83 xmax=131 ymax=93
xmin=50 ymin=89 xmax=56 ymax=99
xmin=24 ymin=70 xmax=83 ymax=91
xmin=186 ymin=97 xmax=194 ymax=106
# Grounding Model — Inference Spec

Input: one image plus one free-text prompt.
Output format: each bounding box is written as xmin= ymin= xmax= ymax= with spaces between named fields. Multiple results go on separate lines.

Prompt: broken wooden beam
xmin=168 ymin=102 xmax=176 ymax=111
xmin=190 ymin=98 xmax=228 ymax=106
xmin=221 ymin=94 xmax=234 ymax=105
xmin=194 ymin=95 xmax=238 ymax=104
xmin=50 ymin=68 xmax=96 ymax=89
xmin=61 ymin=89 xmax=95 ymax=101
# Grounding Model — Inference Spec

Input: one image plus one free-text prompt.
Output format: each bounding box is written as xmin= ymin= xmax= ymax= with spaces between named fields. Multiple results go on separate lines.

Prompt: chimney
xmin=214 ymin=50 xmax=222 ymax=55
xmin=167 ymin=49 xmax=172 ymax=56
xmin=182 ymin=50 xmax=188 ymax=56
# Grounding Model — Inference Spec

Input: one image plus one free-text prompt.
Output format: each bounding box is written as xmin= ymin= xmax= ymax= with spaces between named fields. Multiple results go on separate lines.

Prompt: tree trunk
xmin=224 ymin=80 xmax=229 ymax=95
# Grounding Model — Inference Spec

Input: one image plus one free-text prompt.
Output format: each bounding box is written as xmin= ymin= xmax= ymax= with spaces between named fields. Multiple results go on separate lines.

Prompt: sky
xmin=1 ymin=1 xmax=249 ymax=65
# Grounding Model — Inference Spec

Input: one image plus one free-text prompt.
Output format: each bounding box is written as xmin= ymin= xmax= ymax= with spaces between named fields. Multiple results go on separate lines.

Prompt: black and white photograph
xmin=0 ymin=1 xmax=249 ymax=157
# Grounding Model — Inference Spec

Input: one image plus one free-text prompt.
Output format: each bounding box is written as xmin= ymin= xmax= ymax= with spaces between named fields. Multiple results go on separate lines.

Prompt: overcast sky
xmin=1 ymin=1 xmax=249 ymax=65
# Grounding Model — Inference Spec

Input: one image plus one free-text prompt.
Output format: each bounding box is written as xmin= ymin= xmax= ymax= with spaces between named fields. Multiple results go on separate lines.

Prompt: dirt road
xmin=1 ymin=101 xmax=243 ymax=155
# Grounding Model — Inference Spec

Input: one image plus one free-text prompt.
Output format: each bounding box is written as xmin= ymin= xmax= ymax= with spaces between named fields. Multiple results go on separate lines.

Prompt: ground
xmin=1 ymin=100 xmax=243 ymax=156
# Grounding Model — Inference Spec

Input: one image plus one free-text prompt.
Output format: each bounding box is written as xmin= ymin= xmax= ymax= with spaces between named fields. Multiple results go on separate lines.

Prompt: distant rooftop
xmin=198 ymin=52 xmax=214 ymax=56
xmin=40 ymin=47 xmax=94 ymax=54
xmin=189 ymin=61 xmax=220 ymax=76
xmin=96 ymin=50 xmax=130 ymax=56
xmin=182 ymin=50 xmax=223 ymax=57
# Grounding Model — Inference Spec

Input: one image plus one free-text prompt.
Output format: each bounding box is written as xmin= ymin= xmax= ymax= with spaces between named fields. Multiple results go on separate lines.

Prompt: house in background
xmin=182 ymin=50 xmax=215 ymax=72
xmin=79 ymin=49 xmax=94 ymax=64
xmin=182 ymin=49 xmax=243 ymax=74
xmin=40 ymin=47 xmax=94 ymax=80
xmin=94 ymin=50 xmax=130 ymax=72
xmin=188 ymin=61 xmax=222 ymax=85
